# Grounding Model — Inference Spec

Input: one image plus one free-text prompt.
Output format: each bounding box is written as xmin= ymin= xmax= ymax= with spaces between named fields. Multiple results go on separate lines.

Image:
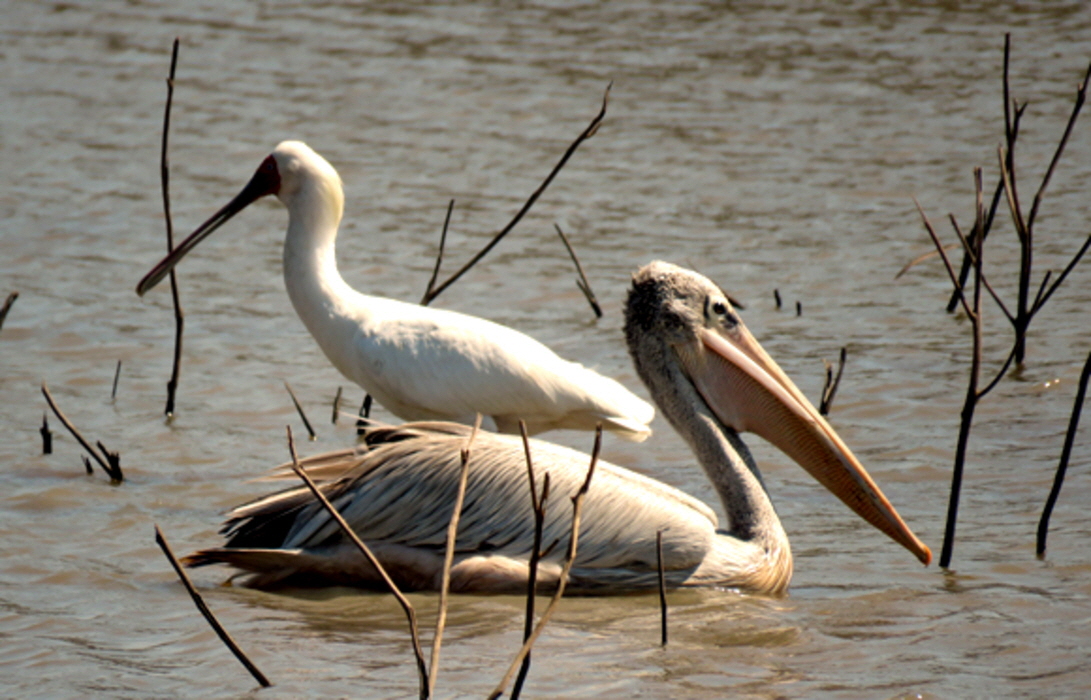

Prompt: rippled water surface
xmin=2 ymin=2 xmax=1091 ymax=698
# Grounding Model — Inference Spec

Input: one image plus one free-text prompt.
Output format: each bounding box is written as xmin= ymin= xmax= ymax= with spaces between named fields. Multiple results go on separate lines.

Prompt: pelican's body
xmin=138 ymin=141 xmax=654 ymax=440
xmin=185 ymin=262 xmax=930 ymax=594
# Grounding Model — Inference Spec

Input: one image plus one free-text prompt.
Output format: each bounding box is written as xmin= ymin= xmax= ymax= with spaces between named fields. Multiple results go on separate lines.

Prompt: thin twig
xmin=111 ymin=360 xmax=122 ymax=401
xmin=489 ymin=426 xmax=602 ymax=700
xmin=554 ymin=224 xmax=602 ymax=318
xmin=421 ymin=199 xmax=455 ymax=304
xmin=512 ymin=421 xmax=550 ymax=699
xmin=284 ymin=382 xmax=316 ymax=441
xmin=421 ymin=84 xmax=612 ymax=306
xmin=285 ymin=426 xmax=429 ymax=699
xmin=40 ymin=382 xmax=122 ymax=482
xmin=154 ymin=525 xmax=271 ymax=688
xmin=331 ymin=386 xmax=342 ymax=425
xmin=0 ymin=291 xmax=17 ymax=333
xmin=40 ymin=413 xmax=52 ymax=455
xmin=161 ymin=38 xmax=184 ymax=417
xmin=819 ymin=347 xmax=847 ymax=416
xmin=656 ymin=529 xmax=668 ymax=647
xmin=1036 ymin=350 xmax=1091 ymax=556
xmin=428 ymin=415 xmax=480 ymax=698
xmin=356 ymin=394 xmax=373 ymax=435
xmin=773 ymin=289 xmax=781 ymax=309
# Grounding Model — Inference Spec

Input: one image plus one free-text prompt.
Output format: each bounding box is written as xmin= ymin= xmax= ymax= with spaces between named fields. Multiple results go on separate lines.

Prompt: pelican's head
xmin=625 ymin=261 xmax=932 ymax=566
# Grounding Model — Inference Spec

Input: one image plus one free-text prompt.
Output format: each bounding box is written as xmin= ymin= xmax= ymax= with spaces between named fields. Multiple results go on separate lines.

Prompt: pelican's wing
xmin=210 ymin=423 xmax=715 ymax=577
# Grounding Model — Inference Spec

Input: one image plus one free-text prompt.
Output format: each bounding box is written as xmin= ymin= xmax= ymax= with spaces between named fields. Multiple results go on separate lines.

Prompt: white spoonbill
xmin=136 ymin=141 xmax=654 ymax=440
xmin=183 ymin=262 xmax=931 ymax=594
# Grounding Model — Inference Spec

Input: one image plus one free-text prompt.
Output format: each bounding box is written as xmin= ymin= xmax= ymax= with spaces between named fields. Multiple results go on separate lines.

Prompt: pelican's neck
xmin=641 ymin=353 xmax=788 ymax=553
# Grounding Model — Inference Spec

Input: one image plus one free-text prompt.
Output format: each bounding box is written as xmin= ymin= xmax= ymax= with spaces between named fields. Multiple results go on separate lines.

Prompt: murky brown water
xmin=2 ymin=1 xmax=1091 ymax=697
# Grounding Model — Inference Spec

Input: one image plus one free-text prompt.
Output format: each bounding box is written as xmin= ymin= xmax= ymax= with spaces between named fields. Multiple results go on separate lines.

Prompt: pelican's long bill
xmin=679 ymin=320 xmax=932 ymax=565
xmin=136 ymin=155 xmax=281 ymax=297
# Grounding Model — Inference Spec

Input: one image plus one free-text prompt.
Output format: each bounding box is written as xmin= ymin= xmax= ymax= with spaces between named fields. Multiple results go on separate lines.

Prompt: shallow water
xmin=2 ymin=1 xmax=1090 ymax=697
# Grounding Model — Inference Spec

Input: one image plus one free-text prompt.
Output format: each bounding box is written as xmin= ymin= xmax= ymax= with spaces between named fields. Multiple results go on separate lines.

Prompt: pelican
xmin=184 ymin=262 xmax=931 ymax=594
xmin=136 ymin=141 xmax=653 ymax=440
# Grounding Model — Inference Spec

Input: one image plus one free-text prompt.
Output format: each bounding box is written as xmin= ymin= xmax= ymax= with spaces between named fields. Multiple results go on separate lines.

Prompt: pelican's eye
xmin=706 ymin=297 xmax=738 ymax=329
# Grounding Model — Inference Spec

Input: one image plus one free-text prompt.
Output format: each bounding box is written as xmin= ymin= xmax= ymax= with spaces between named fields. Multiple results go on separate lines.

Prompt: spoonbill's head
xmin=625 ymin=261 xmax=932 ymax=565
xmin=136 ymin=140 xmax=341 ymax=296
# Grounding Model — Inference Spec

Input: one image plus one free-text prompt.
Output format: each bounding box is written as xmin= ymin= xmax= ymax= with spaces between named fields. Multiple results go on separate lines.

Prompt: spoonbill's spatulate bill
xmin=184 ymin=261 xmax=931 ymax=594
xmin=137 ymin=141 xmax=654 ymax=440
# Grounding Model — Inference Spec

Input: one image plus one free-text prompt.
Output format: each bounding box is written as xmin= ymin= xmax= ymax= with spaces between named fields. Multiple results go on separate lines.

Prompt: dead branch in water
xmin=554 ymin=224 xmax=603 ymax=318
xmin=285 ymin=426 xmax=430 ymax=699
xmin=909 ymin=36 xmax=1091 ymax=567
xmin=819 ymin=347 xmax=847 ymax=416
xmin=489 ymin=426 xmax=601 ymax=700
xmin=421 ymin=84 xmax=612 ymax=306
xmin=1036 ymin=350 xmax=1091 ymax=556
xmin=656 ymin=529 xmax=668 ymax=647
xmin=160 ymin=38 xmax=185 ymax=418
xmin=511 ymin=420 xmax=552 ymax=699
xmin=284 ymin=382 xmax=316 ymax=441
xmin=427 ymin=415 xmax=479 ymax=698
xmin=40 ymin=413 xmax=52 ymax=455
xmin=41 ymin=382 xmax=122 ymax=482
xmin=155 ymin=525 xmax=271 ymax=688
xmin=0 ymin=291 xmax=17 ymax=333
xmin=331 ymin=386 xmax=342 ymax=424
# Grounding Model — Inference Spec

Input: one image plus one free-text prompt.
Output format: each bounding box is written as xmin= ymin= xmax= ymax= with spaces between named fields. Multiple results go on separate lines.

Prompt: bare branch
xmin=421 ymin=199 xmax=455 ymax=304
xmin=40 ymin=382 xmax=122 ymax=482
xmin=285 ymin=426 xmax=429 ymax=699
xmin=155 ymin=526 xmax=271 ymax=688
xmin=283 ymin=382 xmax=316 ymax=441
xmin=422 ymin=84 xmax=612 ymax=306
xmin=554 ymin=223 xmax=602 ymax=318
xmin=161 ymin=38 xmax=185 ymax=417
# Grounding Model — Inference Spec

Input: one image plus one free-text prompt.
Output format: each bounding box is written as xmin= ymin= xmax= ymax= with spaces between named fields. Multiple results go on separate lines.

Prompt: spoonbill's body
xmin=185 ymin=262 xmax=931 ymax=594
xmin=137 ymin=141 xmax=654 ymax=440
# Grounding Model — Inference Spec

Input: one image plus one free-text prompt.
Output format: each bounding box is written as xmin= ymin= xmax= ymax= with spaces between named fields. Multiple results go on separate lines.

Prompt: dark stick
xmin=512 ymin=421 xmax=551 ymax=699
xmin=795 ymin=301 xmax=802 ymax=317
xmin=489 ymin=426 xmax=601 ymax=700
xmin=1036 ymin=350 xmax=1091 ymax=556
xmin=0 ymin=291 xmax=17 ymax=333
xmin=286 ymin=427 xmax=430 ymax=699
xmin=819 ymin=347 xmax=847 ymax=416
xmin=154 ymin=525 xmax=271 ymax=688
xmin=284 ymin=382 xmax=316 ymax=441
xmin=421 ymin=84 xmax=612 ymax=306
xmin=356 ymin=394 xmax=373 ymax=435
xmin=331 ymin=386 xmax=342 ymax=425
xmin=41 ymin=382 xmax=122 ymax=482
xmin=428 ymin=415 xmax=479 ymax=698
xmin=773 ymin=289 xmax=781 ymax=309
xmin=554 ymin=224 xmax=602 ymax=318
xmin=656 ymin=530 xmax=667 ymax=647
xmin=111 ymin=360 xmax=122 ymax=401
xmin=421 ymin=199 xmax=456 ymax=305
xmin=161 ymin=38 xmax=184 ymax=418
xmin=40 ymin=413 xmax=52 ymax=455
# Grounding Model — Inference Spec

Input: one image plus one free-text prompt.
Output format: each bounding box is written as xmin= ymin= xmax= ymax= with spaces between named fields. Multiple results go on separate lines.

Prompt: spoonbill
xmin=137 ymin=141 xmax=654 ymax=440
xmin=183 ymin=262 xmax=931 ymax=593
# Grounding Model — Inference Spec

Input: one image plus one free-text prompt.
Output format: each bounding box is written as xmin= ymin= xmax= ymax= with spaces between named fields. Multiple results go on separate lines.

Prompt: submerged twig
xmin=40 ymin=413 xmax=52 ymax=455
xmin=428 ymin=415 xmax=480 ymax=698
xmin=41 ymin=382 xmax=122 ymax=482
xmin=0 ymin=291 xmax=17 ymax=333
xmin=421 ymin=84 xmax=612 ymax=306
xmin=111 ymin=360 xmax=122 ymax=401
xmin=656 ymin=529 xmax=668 ymax=647
xmin=1036 ymin=350 xmax=1091 ymax=556
xmin=155 ymin=525 xmax=271 ymax=688
xmin=286 ymin=426 xmax=429 ymax=699
xmin=819 ymin=347 xmax=847 ymax=416
xmin=489 ymin=426 xmax=602 ymax=700
xmin=161 ymin=38 xmax=184 ymax=418
xmin=356 ymin=394 xmax=373 ymax=435
xmin=284 ymin=382 xmax=316 ymax=441
xmin=554 ymin=224 xmax=602 ymax=318
xmin=512 ymin=420 xmax=551 ymax=699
